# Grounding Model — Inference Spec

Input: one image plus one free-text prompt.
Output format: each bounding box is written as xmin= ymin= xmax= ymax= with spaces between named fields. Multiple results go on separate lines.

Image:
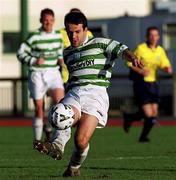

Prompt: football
xmin=48 ymin=103 xmax=74 ymax=130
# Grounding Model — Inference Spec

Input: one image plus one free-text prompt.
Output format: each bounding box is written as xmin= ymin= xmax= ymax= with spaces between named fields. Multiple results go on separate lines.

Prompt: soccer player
xmin=37 ymin=11 xmax=142 ymax=177
xmin=60 ymin=8 xmax=93 ymax=84
xmin=17 ymin=8 xmax=64 ymax=149
xmin=45 ymin=9 xmax=94 ymax=161
xmin=123 ymin=26 xmax=172 ymax=142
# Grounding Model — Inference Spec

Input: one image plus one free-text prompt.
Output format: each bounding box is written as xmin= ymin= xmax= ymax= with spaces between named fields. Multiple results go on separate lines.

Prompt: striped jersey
xmin=64 ymin=37 xmax=128 ymax=88
xmin=60 ymin=27 xmax=94 ymax=83
xmin=17 ymin=27 xmax=64 ymax=71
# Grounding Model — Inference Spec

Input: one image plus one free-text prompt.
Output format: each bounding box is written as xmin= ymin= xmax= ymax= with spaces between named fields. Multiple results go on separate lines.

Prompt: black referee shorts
xmin=133 ymin=80 xmax=159 ymax=106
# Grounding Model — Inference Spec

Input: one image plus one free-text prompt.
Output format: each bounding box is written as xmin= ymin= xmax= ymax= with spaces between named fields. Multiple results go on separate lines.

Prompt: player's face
xmin=41 ymin=14 xmax=55 ymax=33
xmin=66 ymin=24 xmax=87 ymax=47
xmin=147 ymin=29 xmax=160 ymax=46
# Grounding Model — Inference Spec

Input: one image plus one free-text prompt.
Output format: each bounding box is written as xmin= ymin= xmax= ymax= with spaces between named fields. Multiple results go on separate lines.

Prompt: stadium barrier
xmin=0 ymin=75 xmax=173 ymax=117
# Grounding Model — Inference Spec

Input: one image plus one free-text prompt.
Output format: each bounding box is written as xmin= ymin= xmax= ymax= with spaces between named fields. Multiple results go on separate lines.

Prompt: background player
xmin=17 ymin=8 xmax=64 ymax=148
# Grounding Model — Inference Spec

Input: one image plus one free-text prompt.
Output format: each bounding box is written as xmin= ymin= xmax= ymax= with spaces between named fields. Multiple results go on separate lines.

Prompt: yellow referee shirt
xmin=127 ymin=43 xmax=171 ymax=82
xmin=60 ymin=28 xmax=93 ymax=83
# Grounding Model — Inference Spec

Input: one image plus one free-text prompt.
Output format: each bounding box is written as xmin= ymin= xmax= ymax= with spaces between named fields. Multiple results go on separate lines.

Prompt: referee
xmin=123 ymin=26 xmax=173 ymax=142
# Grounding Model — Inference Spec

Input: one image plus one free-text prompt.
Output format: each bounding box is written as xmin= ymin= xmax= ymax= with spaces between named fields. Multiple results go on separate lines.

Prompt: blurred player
xmin=37 ymin=11 xmax=143 ymax=177
xmin=60 ymin=8 xmax=93 ymax=84
xmin=123 ymin=26 xmax=172 ymax=142
xmin=17 ymin=8 xmax=64 ymax=149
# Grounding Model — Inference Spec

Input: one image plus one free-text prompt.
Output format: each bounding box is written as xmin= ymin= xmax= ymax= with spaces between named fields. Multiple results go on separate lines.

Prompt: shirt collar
xmin=39 ymin=27 xmax=54 ymax=34
xmin=82 ymin=35 xmax=89 ymax=45
xmin=146 ymin=41 xmax=158 ymax=49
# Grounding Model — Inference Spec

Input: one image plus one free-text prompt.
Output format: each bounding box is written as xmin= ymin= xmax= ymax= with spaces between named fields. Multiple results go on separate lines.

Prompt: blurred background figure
xmin=17 ymin=8 xmax=64 ymax=149
xmin=60 ymin=8 xmax=93 ymax=85
xmin=123 ymin=26 xmax=173 ymax=142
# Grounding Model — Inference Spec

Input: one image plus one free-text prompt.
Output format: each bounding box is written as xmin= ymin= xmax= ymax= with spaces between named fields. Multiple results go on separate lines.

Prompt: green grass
xmin=0 ymin=126 xmax=176 ymax=179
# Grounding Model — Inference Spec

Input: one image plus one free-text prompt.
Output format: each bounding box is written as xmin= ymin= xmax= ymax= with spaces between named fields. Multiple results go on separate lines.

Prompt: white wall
xmin=0 ymin=0 xmax=151 ymax=78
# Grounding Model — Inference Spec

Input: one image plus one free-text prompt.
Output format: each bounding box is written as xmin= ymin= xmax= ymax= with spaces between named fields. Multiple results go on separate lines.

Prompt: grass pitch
xmin=0 ymin=126 xmax=176 ymax=180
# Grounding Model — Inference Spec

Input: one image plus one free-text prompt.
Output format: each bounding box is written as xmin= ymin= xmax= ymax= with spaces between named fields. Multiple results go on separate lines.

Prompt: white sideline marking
xmin=91 ymin=156 xmax=170 ymax=161
xmin=0 ymin=156 xmax=170 ymax=162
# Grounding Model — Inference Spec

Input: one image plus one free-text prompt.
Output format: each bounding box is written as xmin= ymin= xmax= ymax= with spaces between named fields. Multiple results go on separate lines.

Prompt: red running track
xmin=0 ymin=118 xmax=176 ymax=127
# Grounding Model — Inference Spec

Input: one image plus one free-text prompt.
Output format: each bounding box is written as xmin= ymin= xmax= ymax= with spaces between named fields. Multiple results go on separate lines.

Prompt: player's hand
xmin=132 ymin=57 xmax=144 ymax=69
xmin=36 ymin=57 xmax=45 ymax=65
xmin=163 ymin=67 xmax=173 ymax=74
xmin=123 ymin=49 xmax=143 ymax=69
xmin=139 ymin=69 xmax=149 ymax=76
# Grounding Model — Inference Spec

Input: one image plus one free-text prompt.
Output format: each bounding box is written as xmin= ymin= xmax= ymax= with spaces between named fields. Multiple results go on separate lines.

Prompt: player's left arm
xmin=57 ymin=58 xmax=64 ymax=66
xmin=160 ymin=48 xmax=173 ymax=74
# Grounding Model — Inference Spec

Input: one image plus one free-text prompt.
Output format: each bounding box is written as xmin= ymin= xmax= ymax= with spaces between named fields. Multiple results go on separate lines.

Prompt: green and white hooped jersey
xmin=64 ymin=37 xmax=128 ymax=89
xmin=17 ymin=28 xmax=63 ymax=71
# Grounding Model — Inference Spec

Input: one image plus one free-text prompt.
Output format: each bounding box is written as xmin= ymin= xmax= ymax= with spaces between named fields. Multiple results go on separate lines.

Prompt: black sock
xmin=139 ymin=117 xmax=156 ymax=140
xmin=125 ymin=111 xmax=144 ymax=122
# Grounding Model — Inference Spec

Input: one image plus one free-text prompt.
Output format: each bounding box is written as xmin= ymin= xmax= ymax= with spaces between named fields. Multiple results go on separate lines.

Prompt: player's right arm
xmin=16 ymin=34 xmax=38 ymax=66
xmin=159 ymin=47 xmax=173 ymax=74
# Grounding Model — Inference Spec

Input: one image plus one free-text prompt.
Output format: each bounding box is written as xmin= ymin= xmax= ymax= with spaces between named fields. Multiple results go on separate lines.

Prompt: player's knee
xmin=75 ymin=136 xmax=89 ymax=150
xmin=34 ymin=101 xmax=43 ymax=112
xmin=152 ymin=110 xmax=158 ymax=117
xmin=75 ymin=143 xmax=90 ymax=156
xmin=145 ymin=111 xmax=158 ymax=118
xmin=143 ymin=110 xmax=153 ymax=118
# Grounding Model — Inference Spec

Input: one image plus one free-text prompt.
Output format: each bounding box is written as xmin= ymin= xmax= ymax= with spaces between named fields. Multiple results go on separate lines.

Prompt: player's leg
xmin=63 ymin=113 xmax=98 ymax=177
xmin=33 ymin=98 xmax=44 ymax=148
xmin=44 ymin=69 xmax=65 ymax=142
xmin=37 ymin=104 xmax=80 ymax=159
xmin=63 ymin=87 xmax=108 ymax=177
xmin=44 ymin=88 xmax=65 ymax=142
xmin=123 ymin=81 xmax=144 ymax=133
xmin=49 ymin=88 xmax=65 ymax=104
xmin=50 ymin=87 xmax=68 ymax=150
xmin=139 ymin=82 xmax=159 ymax=142
xmin=42 ymin=96 xmax=53 ymax=142
xmin=123 ymin=110 xmax=144 ymax=133
xmin=28 ymin=71 xmax=46 ymax=148
xmin=139 ymin=103 xmax=158 ymax=142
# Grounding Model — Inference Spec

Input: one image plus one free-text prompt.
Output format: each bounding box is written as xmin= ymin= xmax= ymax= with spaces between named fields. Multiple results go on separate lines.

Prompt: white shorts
xmin=62 ymin=85 xmax=109 ymax=128
xmin=28 ymin=69 xmax=64 ymax=100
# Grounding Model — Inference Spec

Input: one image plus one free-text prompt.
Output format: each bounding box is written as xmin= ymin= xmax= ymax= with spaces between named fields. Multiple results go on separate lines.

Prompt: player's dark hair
xmin=40 ymin=8 xmax=54 ymax=20
xmin=64 ymin=12 xmax=87 ymax=29
xmin=69 ymin=8 xmax=81 ymax=13
xmin=146 ymin=26 xmax=159 ymax=37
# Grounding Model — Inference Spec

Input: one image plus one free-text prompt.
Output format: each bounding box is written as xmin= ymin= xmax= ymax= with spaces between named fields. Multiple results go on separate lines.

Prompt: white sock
xmin=32 ymin=118 xmax=43 ymax=141
xmin=69 ymin=144 xmax=90 ymax=169
xmin=52 ymin=127 xmax=71 ymax=152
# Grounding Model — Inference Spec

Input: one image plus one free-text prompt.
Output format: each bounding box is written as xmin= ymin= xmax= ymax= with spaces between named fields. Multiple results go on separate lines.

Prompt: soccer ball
xmin=48 ymin=103 xmax=74 ymax=130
